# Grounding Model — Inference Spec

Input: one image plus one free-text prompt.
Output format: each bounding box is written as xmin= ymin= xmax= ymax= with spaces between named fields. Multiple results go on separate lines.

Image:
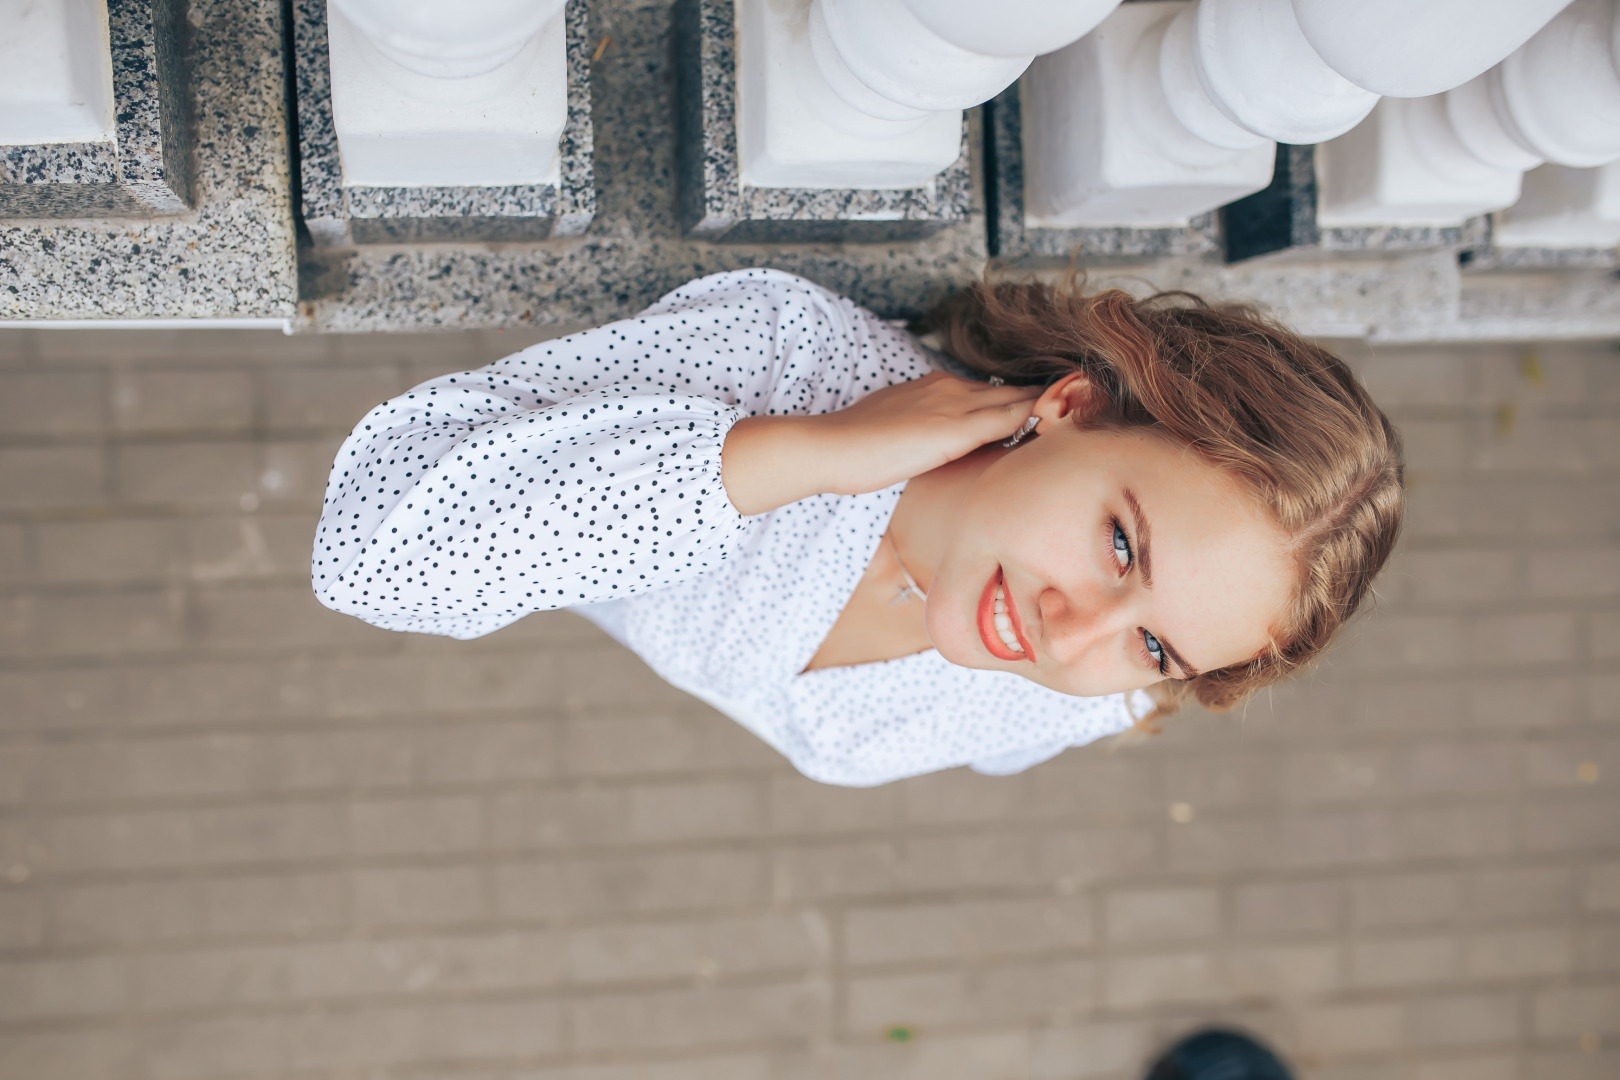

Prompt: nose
xmin=1037 ymin=585 xmax=1130 ymax=667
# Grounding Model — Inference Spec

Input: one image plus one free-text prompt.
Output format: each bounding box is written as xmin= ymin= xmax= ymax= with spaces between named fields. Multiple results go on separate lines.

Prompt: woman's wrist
xmin=720 ymin=414 xmax=837 ymax=516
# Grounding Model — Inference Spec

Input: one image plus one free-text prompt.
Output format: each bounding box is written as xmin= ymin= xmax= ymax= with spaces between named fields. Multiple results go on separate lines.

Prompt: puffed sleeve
xmin=312 ymin=382 xmax=749 ymax=639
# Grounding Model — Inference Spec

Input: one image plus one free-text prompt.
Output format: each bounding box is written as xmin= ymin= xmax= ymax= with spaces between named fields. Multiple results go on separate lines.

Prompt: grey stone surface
xmin=294 ymin=0 xmax=989 ymax=331
xmin=0 ymin=0 xmax=296 ymax=320
xmin=0 ymin=0 xmax=191 ymax=218
xmin=672 ymin=0 xmax=971 ymax=244
xmin=984 ymin=85 xmax=1217 ymax=262
xmin=294 ymin=0 xmax=596 ymax=247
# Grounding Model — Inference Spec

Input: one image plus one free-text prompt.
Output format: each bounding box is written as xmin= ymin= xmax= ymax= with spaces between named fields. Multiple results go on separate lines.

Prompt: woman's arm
xmin=720 ymin=372 xmax=1042 ymax=516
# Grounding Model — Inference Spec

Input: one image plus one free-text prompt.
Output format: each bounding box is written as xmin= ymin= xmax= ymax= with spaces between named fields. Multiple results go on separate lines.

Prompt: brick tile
xmin=115 ymin=442 xmax=257 ymax=506
xmin=183 ymin=514 xmax=316 ymax=582
xmin=1595 ymin=612 xmax=1620 ymax=660
xmin=1402 ymin=741 xmax=1521 ymax=796
xmin=1285 ymin=748 xmax=1398 ymax=803
xmin=1232 ymin=880 xmax=1343 ymax=938
xmin=50 ymin=880 xmax=201 ymax=946
xmin=352 ymin=865 xmax=485 ymax=927
xmin=1163 ymin=751 xmax=1282 ymax=812
xmin=0 ymin=372 xmax=103 ymax=436
xmin=1353 ymin=873 xmax=1463 ymax=928
xmin=191 ymin=583 xmax=383 ymax=649
xmin=0 ymin=890 xmax=45 ymax=948
xmin=199 ymin=872 xmax=347 ymax=937
xmin=1525 ymin=738 xmax=1620 ymax=790
xmin=0 ymin=955 xmax=129 ymax=1020
xmin=350 ymin=796 xmax=483 ymax=856
xmin=1410 ymin=1055 xmax=1517 ymax=1080
xmin=260 ymin=435 xmax=345 ymax=502
xmin=846 ymin=959 xmax=1095 ymax=1031
xmin=1406 ymin=993 xmax=1520 ymax=1047
xmin=1225 ymin=943 xmax=1340 ymax=996
xmin=1358 ymin=350 xmax=1470 ymax=406
xmin=1466 ymin=676 xmax=1580 ymax=730
xmin=16 ymin=589 xmax=187 ymax=658
xmin=0 ymin=522 xmax=23 ymax=582
xmin=1104 ymin=951 xmax=1224 ymax=1009
xmin=1532 ymin=985 xmax=1620 ymax=1037
xmin=263 ymin=365 xmax=402 ymax=431
xmin=570 ymin=981 xmax=826 ymax=1052
xmin=772 ymin=841 xmax=903 ymax=900
xmin=1105 ymin=887 xmax=1219 ymax=943
xmin=1029 ymin=1022 xmax=1152 ymax=1079
xmin=1466 ymin=864 xmax=1573 ymax=921
xmin=1523 ymin=799 xmax=1620 ymax=853
xmin=0 ymin=1029 xmax=138 ymax=1080
xmin=1584 ymin=862 xmax=1620 ymax=911
xmin=495 ymin=851 xmax=770 ymax=920
xmin=136 ymin=931 xmax=566 ymax=1010
xmin=1463 ymin=927 xmax=1573 ymax=978
xmin=0 ymin=445 xmax=104 ymax=508
xmin=1577 ymin=922 xmax=1620 ymax=974
xmin=1466 ymin=612 xmax=1578 ymax=667
xmin=1528 ymin=549 xmax=1620 ymax=599
xmin=1297 ymin=1003 xmax=1405 ymax=1055
xmin=565 ymin=913 xmax=825 ymax=984
xmin=43 ymin=802 xmax=348 ymax=872
xmin=844 ymin=898 xmax=1092 ymax=966
xmin=1350 ymin=935 xmax=1460 ymax=987
xmin=34 ymin=519 xmax=183 ymax=583
xmin=769 ymin=773 xmax=905 ymax=835
xmin=1393 ymin=549 xmax=1517 ymax=605
xmin=110 ymin=370 xmax=253 ymax=434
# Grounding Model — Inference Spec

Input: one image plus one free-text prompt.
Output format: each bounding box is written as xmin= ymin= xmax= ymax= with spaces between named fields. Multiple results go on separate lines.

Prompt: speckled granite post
xmin=294 ymin=0 xmax=595 ymax=246
xmin=984 ymin=84 xmax=1217 ymax=263
xmin=0 ymin=0 xmax=297 ymax=321
xmin=672 ymin=0 xmax=970 ymax=243
xmin=1221 ymin=144 xmax=1490 ymax=263
xmin=0 ymin=0 xmax=192 ymax=218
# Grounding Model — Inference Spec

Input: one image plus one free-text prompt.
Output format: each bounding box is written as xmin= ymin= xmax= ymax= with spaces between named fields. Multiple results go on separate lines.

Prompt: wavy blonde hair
xmin=920 ymin=280 xmax=1405 ymax=717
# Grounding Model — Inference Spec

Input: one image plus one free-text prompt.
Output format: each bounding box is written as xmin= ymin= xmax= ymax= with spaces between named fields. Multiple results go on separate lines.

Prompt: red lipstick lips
xmin=977 ymin=566 xmax=1035 ymax=662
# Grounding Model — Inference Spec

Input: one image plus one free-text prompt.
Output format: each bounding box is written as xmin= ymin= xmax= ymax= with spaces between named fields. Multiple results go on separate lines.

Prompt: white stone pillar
xmin=737 ymin=0 xmax=1118 ymax=190
xmin=326 ymin=0 xmax=568 ymax=188
xmin=1494 ymin=163 xmax=1620 ymax=247
xmin=1315 ymin=0 xmax=1620 ymax=230
xmin=0 ymin=0 xmax=113 ymax=146
xmin=1022 ymin=2 xmax=1275 ymax=228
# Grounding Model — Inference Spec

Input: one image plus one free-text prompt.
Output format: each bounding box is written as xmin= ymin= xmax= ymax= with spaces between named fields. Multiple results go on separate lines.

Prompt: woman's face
xmin=925 ymin=375 xmax=1297 ymax=698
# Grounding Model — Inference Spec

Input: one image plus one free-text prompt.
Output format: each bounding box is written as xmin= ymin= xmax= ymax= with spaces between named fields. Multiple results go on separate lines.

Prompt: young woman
xmin=313 ymin=269 xmax=1403 ymax=786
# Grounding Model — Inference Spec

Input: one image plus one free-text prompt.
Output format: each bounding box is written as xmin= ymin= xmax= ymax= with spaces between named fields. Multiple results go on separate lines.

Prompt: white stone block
xmin=0 ymin=0 xmax=113 ymax=146
xmin=1316 ymin=97 xmax=1524 ymax=227
xmin=1494 ymin=163 xmax=1620 ymax=247
xmin=735 ymin=0 xmax=961 ymax=190
xmin=1021 ymin=1 xmax=1275 ymax=228
xmin=327 ymin=1 xmax=566 ymax=188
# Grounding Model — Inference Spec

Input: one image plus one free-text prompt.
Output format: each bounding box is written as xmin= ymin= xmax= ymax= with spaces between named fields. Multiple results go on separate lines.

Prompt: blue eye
xmin=1142 ymin=628 xmax=1166 ymax=674
xmin=1111 ymin=519 xmax=1132 ymax=570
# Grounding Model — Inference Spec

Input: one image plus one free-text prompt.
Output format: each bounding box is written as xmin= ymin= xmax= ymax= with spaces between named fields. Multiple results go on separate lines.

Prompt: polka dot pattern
xmin=315 ymin=269 xmax=1138 ymax=786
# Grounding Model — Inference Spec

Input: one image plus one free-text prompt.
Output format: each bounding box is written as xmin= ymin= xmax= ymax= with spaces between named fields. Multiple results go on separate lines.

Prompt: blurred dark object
xmin=1145 ymin=1029 xmax=1296 ymax=1080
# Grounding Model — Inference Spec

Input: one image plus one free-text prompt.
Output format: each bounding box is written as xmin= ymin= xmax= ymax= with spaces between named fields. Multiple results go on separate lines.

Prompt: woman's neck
xmin=889 ymin=441 xmax=1010 ymax=593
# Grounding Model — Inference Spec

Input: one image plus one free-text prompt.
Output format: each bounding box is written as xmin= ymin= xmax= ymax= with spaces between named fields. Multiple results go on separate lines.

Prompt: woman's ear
xmin=1031 ymin=372 xmax=1105 ymax=432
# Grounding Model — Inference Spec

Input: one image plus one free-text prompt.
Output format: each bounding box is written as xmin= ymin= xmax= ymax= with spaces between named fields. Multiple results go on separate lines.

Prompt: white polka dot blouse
xmin=313 ymin=269 xmax=1140 ymax=786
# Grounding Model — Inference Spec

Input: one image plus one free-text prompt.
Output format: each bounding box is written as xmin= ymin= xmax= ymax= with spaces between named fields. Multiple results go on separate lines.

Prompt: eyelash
xmin=1108 ymin=516 xmax=1168 ymax=676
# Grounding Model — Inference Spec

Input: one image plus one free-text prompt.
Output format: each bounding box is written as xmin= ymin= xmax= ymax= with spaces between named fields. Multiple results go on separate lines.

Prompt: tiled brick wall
xmin=0 ymin=327 xmax=1614 ymax=1080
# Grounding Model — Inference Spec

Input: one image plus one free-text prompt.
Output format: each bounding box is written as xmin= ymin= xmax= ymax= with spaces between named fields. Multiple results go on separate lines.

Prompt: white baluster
xmin=1023 ymin=2 xmax=1274 ymax=227
xmin=0 ymin=0 xmax=113 ymax=146
xmin=737 ymin=0 xmax=1119 ymax=189
xmin=1291 ymin=0 xmax=1575 ymax=99
xmin=1314 ymin=0 xmax=1620 ymax=230
xmin=1494 ymin=163 xmax=1620 ymax=247
xmin=326 ymin=0 xmax=568 ymax=188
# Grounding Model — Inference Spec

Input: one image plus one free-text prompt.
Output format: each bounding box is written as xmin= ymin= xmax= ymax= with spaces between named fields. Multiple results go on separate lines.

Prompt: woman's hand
xmin=813 ymin=372 xmax=1044 ymax=496
xmin=721 ymin=373 xmax=1043 ymax=517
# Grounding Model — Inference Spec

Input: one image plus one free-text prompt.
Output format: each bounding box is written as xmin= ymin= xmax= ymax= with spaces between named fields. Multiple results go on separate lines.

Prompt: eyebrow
xmin=1123 ymin=487 xmax=1201 ymax=680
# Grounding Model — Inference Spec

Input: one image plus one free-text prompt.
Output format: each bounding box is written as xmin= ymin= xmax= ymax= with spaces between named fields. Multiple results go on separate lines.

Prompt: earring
xmin=1001 ymin=416 xmax=1039 ymax=448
